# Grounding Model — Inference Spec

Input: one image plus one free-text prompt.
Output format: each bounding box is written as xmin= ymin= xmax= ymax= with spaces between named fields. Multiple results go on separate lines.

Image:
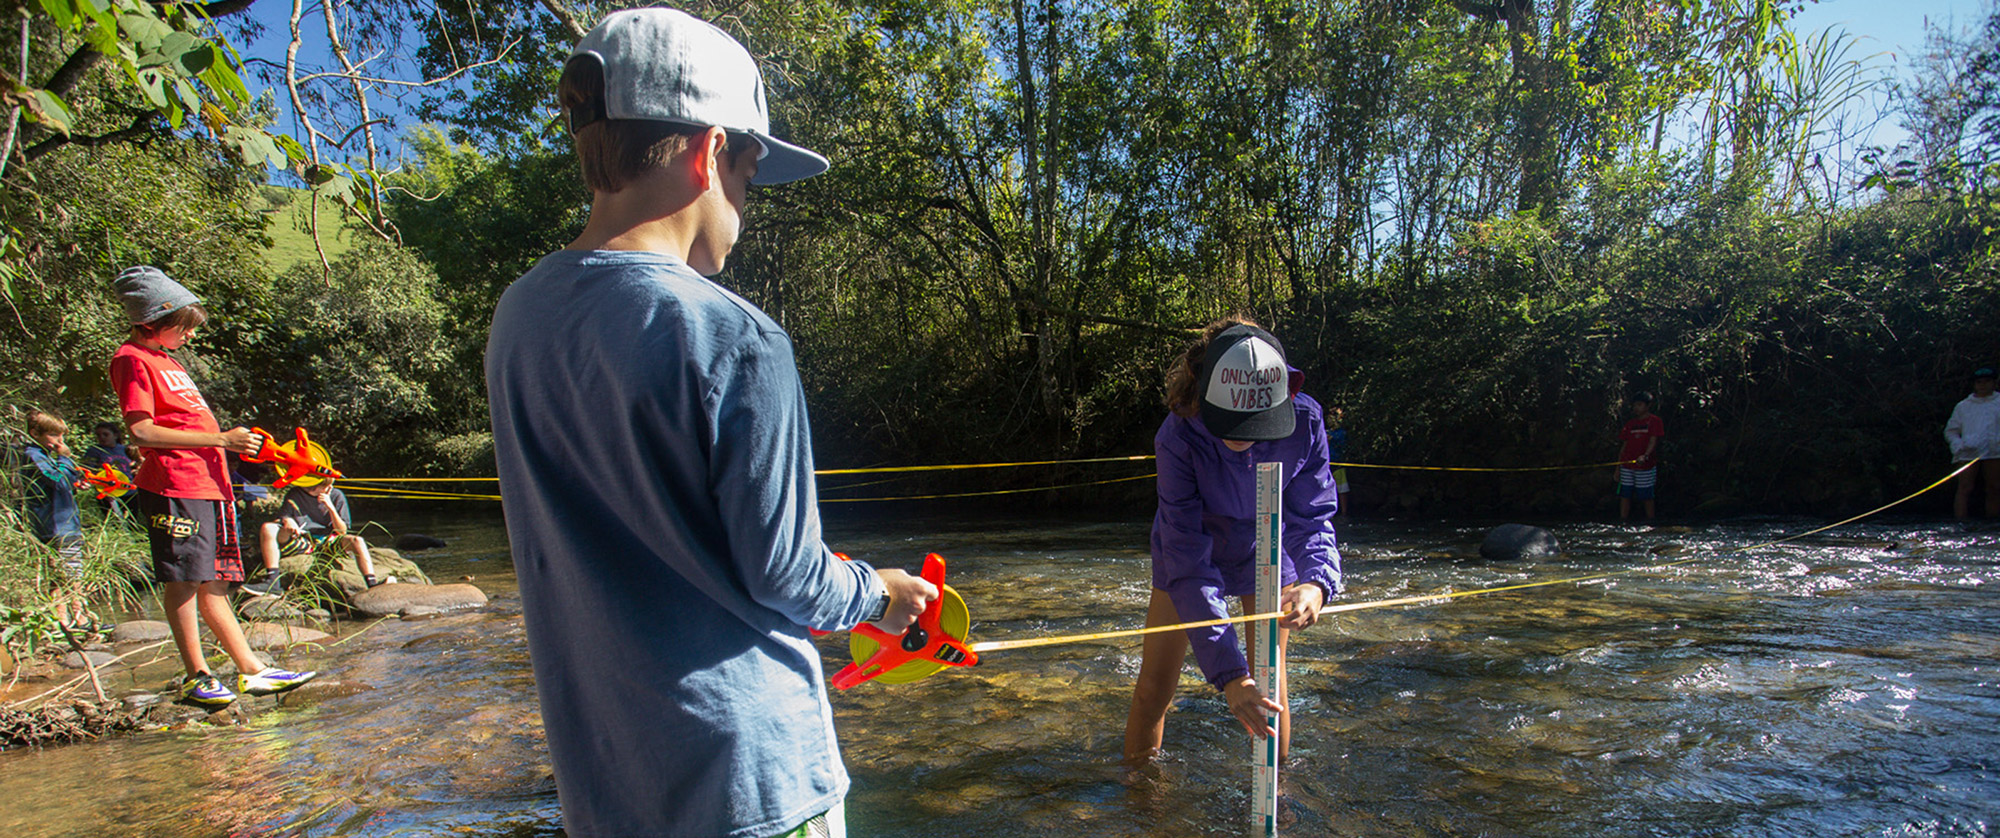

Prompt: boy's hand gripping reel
xmin=820 ymin=552 xmax=979 ymax=690
xmin=241 ymin=426 xmax=344 ymax=489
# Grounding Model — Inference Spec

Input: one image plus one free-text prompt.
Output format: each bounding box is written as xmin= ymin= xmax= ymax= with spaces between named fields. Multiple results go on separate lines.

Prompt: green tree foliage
xmin=382 ymin=128 xmax=586 ymax=449
xmin=0 ymin=136 xmax=271 ymax=424
xmin=3 ymin=0 xmax=1992 ymax=517
xmin=200 ymin=241 xmax=453 ymax=475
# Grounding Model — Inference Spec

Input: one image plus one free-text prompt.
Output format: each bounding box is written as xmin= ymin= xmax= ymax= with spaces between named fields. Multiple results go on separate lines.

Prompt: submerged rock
xmin=1480 ymin=524 xmax=1561 ymax=561
xmin=348 ymin=583 xmax=489 ymax=618
xmin=394 ymin=533 xmax=448 ymax=551
xmin=239 ymin=622 xmax=334 ymax=649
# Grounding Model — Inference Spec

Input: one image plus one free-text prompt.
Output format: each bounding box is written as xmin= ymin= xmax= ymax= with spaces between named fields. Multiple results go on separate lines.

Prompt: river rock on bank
xmin=240 ymin=622 xmax=334 ymax=649
xmin=1480 ymin=524 xmax=1561 ymax=560
xmin=61 ymin=650 xmax=120 ymax=669
xmin=348 ymin=583 xmax=488 ymax=618
xmin=111 ymin=620 xmax=173 ymax=644
xmin=276 ymin=545 xmax=434 ymax=599
xmin=240 ymin=598 xmax=311 ymax=621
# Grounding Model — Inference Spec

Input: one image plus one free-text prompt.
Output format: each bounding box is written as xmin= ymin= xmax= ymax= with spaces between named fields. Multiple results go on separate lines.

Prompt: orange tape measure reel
xmin=826 ymin=552 xmax=978 ymax=690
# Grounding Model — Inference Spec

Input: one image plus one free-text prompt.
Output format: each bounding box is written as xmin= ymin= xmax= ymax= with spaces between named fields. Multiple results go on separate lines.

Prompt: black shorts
xmin=136 ymin=490 xmax=244 ymax=583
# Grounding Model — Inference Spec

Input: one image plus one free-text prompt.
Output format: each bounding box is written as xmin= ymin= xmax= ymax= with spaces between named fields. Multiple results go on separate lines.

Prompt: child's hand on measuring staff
xmin=1224 ymin=677 xmax=1283 ymax=739
xmin=872 ymin=568 xmax=939 ymax=634
xmin=1278 ymin=582 xmax=1326 ymax=630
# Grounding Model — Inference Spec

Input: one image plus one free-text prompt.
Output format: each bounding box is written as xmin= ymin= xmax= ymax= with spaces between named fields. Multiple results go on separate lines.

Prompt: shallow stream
xmin=2 ymin=508 xmax=1996 ymax=837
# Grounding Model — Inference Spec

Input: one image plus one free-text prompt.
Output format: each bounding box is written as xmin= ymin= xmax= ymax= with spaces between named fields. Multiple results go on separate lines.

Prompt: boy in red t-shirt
xmin=110 ymin=266 xmax=316 ymax=707
xmin=1615 ymin=392 xmax=1665 ymax=520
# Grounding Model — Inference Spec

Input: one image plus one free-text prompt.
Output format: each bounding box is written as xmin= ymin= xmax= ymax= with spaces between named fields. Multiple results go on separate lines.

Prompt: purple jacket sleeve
xmin=1152 ymin=420 xmax=1251 ymax=688
xmin=1284 ymin=405 xmax=1343 ymax=599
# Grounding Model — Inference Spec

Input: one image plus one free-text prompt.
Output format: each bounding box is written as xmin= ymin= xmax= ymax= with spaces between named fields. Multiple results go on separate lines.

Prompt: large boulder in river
xmin=277 ymin=545 xmax=433 ymax=599
xmin=1480 ymin=524 xmax=1560 ymax=561
xmin=348 ymin=582 xmax=488 ymax=618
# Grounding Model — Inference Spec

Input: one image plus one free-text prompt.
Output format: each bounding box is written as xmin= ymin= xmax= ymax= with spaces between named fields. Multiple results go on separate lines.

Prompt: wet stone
xmin=272 ymin=679 xmax=374 ymax=710
xmin=61 ymin=650 xmax=120 ymax=670
xmin=110 ymin=620 xmax=173 ymax=644
xmin=240 ymin=622 xmax=334 ymax=649
xmin=1480 ymin=524 xmax=1561 ymax=560
xmin=395 ymin=533 xmax=448 ymax=551
xmin=349 ymin=582 xmax=489 ymax=618
xmin=239 ymin=598 xmax=307 ymax=621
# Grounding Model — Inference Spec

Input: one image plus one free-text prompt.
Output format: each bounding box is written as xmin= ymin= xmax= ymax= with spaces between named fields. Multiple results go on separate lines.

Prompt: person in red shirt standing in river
xmin=1616 ymin=392 xmax=1665 ymax=520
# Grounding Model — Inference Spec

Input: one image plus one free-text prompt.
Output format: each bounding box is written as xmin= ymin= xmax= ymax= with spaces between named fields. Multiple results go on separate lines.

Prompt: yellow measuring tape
xmin=339 ymin=485 xmax=502 ymax=501
xmin=822 ymin=473 xmax=1156 ymax=503
xmin=968 ymin=460 xmax=1978 ymax=655
xmin=340 ymin=453 xmax=1635 ymax=485
xmin=1331 ymin=459 xmax=1632 ymax=472
xmin=815 ymin=455 xmax=1155 ymax=476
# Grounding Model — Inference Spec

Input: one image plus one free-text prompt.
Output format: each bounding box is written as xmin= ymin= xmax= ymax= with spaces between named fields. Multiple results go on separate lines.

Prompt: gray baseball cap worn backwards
xmin=569 ymin=7 xmax=829 ymax=185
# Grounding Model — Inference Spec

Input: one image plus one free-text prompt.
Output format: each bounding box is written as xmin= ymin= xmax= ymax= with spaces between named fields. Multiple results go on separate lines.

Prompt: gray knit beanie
xmin=114 ymin=266 xmax=200 ymax=325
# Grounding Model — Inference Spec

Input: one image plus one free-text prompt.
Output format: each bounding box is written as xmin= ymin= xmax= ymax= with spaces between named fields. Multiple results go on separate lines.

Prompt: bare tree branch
xmin=23 ymin=112 xmax=161 ymax=161
xmin=40 ymin=44 xmax=103 ymax=99
xmin=1018 ymin=298 xmax=1194 ymax=337
xmin=538 ymin=0 xmax=589 ymax=40
xmin=287 ymin=35 xmax=523 ymax=89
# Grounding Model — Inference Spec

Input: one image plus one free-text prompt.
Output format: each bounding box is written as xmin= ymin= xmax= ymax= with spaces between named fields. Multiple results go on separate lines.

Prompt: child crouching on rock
xmin=247 ymin=472 xmax=384 ymax=598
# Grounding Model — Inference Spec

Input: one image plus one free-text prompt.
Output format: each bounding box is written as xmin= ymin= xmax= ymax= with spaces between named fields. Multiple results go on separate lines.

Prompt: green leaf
xmin=259 ymin=133 xmax=287 ymax=169
xmin=178 ymin=41 xmax=215 ymax=75
xmin=77 ymin=0 xmax=114 ymax=32
xmin=159 ymin=31 xmax=198 ymax=64
xmin=274 ymin=133 xmax=308 ymax=164
xmin=117 ymin=12 xmax=172 ymax=52
xmin=36 ymin=0 xmax=78 ymax=30
xmin=222 ymin=125 xmax=268 ymax=166
xmin=30 ymin=90 xmax=76 ymax=133
xmin=81 ymin=20 xmax=118 ymax=56
xmin=315 ymin=172 xmax=357 ymax=206
xmin=174 ymin=76 xmax=199 ymax=113
xmin=200 ymin=60 xmax=250 ymax=110
xmin=135 ymin=66 xmax=169 ymax=109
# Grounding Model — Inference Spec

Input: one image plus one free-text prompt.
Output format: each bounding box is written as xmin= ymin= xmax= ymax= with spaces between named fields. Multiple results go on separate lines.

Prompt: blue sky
xmin=1791 ymin=0 xmax=1991 ymax=152
xmin=236 ymin=0 xmax=1990 ymax=174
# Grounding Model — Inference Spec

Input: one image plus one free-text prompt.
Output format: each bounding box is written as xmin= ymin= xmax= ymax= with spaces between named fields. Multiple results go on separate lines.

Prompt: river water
xmin=1 ymin=508 xmax=1996 ymax=837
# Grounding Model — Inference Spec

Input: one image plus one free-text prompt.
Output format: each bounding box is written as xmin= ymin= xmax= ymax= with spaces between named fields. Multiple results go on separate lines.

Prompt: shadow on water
xmin=1 ymin=511 xmax=1996 ymax=836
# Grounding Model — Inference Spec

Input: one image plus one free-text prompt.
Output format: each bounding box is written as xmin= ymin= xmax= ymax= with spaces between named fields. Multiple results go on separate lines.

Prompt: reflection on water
xmin=1 ymin=510 xmax=1996 ymax=837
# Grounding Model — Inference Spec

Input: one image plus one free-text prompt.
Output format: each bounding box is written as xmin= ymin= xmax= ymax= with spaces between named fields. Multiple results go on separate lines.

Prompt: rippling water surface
xmin=2 ymin=509 xmax=1995 ymax=837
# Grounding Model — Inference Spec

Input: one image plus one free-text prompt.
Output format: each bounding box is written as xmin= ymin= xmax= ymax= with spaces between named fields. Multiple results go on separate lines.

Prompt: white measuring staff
xmin=1252 ymin=461 xmax=1283 ymax=835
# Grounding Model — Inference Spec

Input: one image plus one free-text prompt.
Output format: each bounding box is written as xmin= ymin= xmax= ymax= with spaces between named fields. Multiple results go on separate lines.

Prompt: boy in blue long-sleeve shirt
xmin=485 ymin=10 xmax=937 ymax=837
xmin=19 ymin=410 xmax=90 ymax=630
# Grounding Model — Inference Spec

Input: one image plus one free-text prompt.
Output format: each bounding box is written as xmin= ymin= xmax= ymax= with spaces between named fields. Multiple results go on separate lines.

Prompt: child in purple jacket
xmin=1123 ymin=318 xmax=1342 ymax=768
